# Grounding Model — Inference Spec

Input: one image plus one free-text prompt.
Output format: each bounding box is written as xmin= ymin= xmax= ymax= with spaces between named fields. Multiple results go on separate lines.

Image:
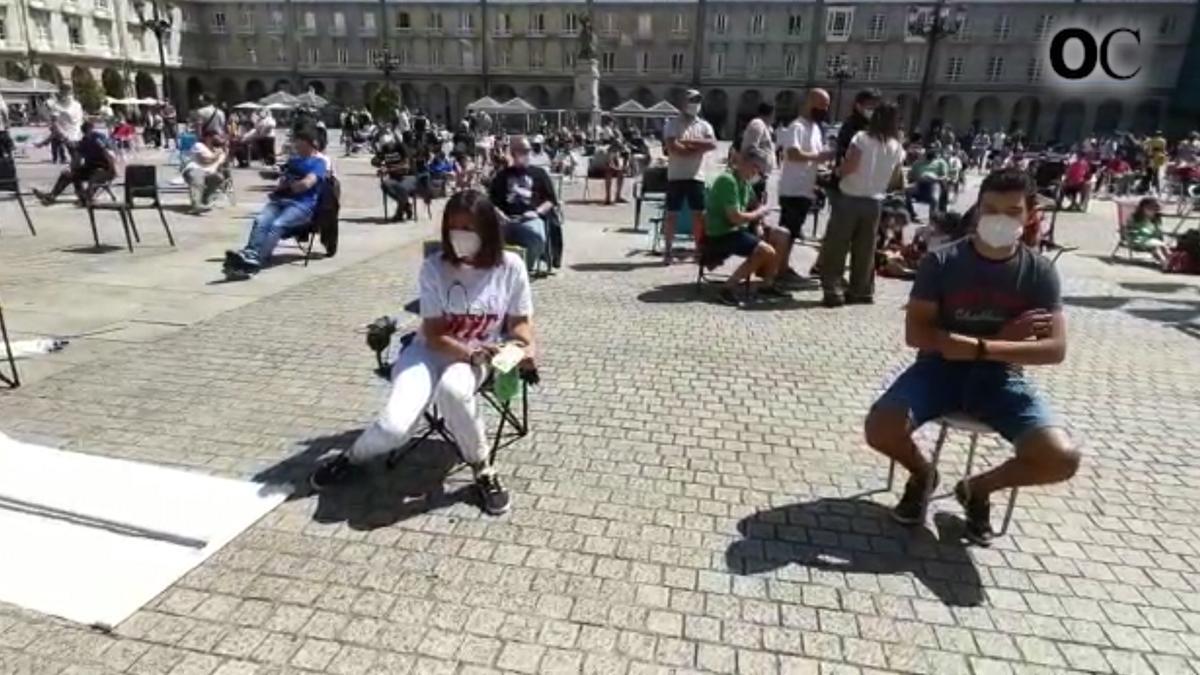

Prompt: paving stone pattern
xmin=2 ymin=169 xmax=1200 ymax=674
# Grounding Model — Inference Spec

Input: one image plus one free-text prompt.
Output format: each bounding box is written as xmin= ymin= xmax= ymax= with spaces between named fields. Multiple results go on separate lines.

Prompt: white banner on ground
xmin=0 ymin=432 xmax=287 ymax=629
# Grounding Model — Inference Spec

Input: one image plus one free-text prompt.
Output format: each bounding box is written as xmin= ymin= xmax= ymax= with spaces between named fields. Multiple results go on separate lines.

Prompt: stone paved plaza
xmin=1 ymin=143 xmax=1200 ymax=675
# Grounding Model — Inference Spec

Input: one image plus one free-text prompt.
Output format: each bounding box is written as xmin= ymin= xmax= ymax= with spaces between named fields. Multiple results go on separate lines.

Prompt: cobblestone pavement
xmin=1 ymin=156 xmax=1200 ymax=675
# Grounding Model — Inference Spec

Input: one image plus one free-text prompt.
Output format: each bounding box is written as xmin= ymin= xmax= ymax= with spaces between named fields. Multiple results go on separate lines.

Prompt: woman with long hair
xmin=311 ymin=190 xmax=536 ymax=515
xmin=818 ymin=101 xmax=906 ymax=307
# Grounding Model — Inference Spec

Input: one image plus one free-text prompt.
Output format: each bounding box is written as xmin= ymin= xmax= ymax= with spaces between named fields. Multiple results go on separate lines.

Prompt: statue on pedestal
xmin=577 ymin=16 xmax=597 ymax=61
xmin=573 ymin=15 xmax=601 ymax=130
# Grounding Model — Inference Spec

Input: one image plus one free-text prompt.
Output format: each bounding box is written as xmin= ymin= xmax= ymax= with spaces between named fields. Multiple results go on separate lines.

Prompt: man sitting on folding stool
xmin=310 ymin=189 xmax=535 ymax=515
xmin=864 ymin=167 xmax=1080 ymax=546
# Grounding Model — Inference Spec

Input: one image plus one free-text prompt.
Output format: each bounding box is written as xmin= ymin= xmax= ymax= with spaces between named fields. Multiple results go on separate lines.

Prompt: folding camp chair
xmin=0 ymin=298 xmax=18 ymax=388
xmin=364 ymin=292 xmax=537 ymax=472
xmin=0 ymin=157 xmax=35 ymax=236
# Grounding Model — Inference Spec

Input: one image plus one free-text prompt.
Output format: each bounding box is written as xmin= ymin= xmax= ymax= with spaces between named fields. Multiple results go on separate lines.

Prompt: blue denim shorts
xmin=873 ymin=357 xmax=1060 ymax=444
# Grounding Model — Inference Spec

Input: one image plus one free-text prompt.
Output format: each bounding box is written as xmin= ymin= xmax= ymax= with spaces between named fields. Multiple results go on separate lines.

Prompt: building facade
xmin=0 ymin=0 xmax=1195 ymax=141
xmin=0 ymin=0 xmax=182 ymax=102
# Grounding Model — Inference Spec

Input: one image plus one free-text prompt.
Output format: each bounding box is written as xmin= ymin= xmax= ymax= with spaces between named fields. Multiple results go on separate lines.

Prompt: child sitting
xmin=1124 ymin=196 xmax=1170 ymax=266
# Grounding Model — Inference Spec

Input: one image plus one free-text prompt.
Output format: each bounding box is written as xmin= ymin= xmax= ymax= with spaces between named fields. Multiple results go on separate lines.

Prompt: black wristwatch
xmin=975 ymin=337 xmax=987 ymax=361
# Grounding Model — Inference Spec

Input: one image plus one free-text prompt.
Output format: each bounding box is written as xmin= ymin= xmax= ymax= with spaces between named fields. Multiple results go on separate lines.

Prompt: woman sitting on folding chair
xmin=311 ymin=189 xmax=536 ymax=515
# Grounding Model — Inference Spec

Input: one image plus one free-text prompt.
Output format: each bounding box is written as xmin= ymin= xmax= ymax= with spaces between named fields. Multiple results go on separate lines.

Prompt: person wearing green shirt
xmin=702 ymin=147 xmax=792 ymax=307
xmin=908 ymin=148 xmax=949 ymax=217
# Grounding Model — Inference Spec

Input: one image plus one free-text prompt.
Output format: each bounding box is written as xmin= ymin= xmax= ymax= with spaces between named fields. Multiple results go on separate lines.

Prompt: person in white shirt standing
xmin=662 ymin=89 xmax=717 ymax=265
xmin=817 ymin=101 xmax=905 ymax=307
xmin=776 ymin=89 xmax=833 ymax=280
xmin=44 ymin=85 xmax=84 ymax=164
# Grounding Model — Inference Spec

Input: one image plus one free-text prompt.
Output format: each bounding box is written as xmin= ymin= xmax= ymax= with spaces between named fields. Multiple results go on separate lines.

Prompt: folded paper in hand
xmin=490 ymin=343 xmax=525 ymax=374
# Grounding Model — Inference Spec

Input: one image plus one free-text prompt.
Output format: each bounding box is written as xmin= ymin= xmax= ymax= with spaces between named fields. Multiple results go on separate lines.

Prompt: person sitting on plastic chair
xmin=222 ymin=124 xmax=327 ymax=278
xmin=183 ymin=128 xmax=228 ymax=213
xmin=863 ymin=168 xmax=1080 ymax=546
xmin=310 ymin=190 xmax=536 ymax=515
xmin=488 ymin=135 xmax=557 ymax=271
xmin=32 ymin=121 xmax=115 ymax=206
xmin=702 ymin=147 xmax=792 ymax=308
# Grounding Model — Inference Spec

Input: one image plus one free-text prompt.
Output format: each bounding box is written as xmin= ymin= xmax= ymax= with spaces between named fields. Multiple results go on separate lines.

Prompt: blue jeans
xmin=505 ymin=216 xmax=546 ymax=268
xmin=873 ymin=357 xmax=1059 ymax=444
xmin=242 ymin=199 xmax=313 ymax=265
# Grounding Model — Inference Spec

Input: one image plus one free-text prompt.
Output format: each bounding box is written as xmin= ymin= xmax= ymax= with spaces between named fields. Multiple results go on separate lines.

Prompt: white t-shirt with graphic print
xmin=417 ymin=250 xmax=533 ymax=350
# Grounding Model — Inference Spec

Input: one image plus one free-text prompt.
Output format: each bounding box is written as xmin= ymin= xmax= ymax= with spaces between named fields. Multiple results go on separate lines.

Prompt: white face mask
xmin=976 ymin=214 xmax=1024 ymax=249
xmin=449 ymin=230 xmax=482 ymax=260
xmin=685 ymin=103 xmax=701 ymax=117
xmin=861 ymin=108 xmax=875 ymax=120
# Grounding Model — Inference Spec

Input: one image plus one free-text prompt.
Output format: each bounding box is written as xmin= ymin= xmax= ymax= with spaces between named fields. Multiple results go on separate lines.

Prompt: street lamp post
xmin=826 ymin=62 xmax=856 ymax=119
xmin=906 ymin=1 xmax=965 ymax=137
xmin=374 ymin=49 xmax=401 ymax=85
xmin=136 ymin=2 xmax=173 ymax=104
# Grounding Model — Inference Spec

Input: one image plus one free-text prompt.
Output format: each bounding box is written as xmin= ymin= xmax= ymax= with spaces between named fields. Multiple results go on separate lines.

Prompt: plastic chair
xmin=884 ymin=413 xmax=1020 ymax=536
xmin=122 ymin=164 xmax=175 ymax=248
xmin=0 ymin=157 xmax=35 ymax=236
xmin=633 ymin=166 xmax=668 ymax=232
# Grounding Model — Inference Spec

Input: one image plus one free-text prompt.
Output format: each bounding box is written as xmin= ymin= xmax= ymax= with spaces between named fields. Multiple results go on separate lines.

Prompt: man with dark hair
xmin=863 ymin=167 xmax=1079 ymax=546
xmin=836 ymin=89 xmax=880 ymax=164
xmin=223 ymin=125 xmax=328 ymax=277
xmin=33 ymin=121 xmax=115 ymax=205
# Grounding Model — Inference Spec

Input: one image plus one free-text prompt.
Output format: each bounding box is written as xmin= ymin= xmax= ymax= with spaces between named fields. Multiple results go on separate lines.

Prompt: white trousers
xmin=349 ymin=342 xmax=489 ymax=466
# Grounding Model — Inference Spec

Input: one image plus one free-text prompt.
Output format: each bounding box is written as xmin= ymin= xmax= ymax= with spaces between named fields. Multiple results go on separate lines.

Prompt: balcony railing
xmin=358 ymin=24 xmax=376 ymax=37
xmin=330 ymin=25 xmax=346 ymax=36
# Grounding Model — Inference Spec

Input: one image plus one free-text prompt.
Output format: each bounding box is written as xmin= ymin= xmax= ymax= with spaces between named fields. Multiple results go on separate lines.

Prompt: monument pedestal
xmin=573 ymin=59 xmax=601 ymax=133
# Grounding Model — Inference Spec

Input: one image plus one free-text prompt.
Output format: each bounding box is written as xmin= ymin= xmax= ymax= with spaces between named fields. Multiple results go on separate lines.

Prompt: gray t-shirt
xmin=911 ymin=238 xmax=1060 ymax=340
xmin=664 ymin=115 xmax=715 ymax=182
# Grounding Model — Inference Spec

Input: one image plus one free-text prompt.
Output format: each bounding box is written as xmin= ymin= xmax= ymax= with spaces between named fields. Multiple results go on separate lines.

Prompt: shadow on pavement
xmin=725 ymin=498 xmax=985 ymax=607
xmin=59 ymin=244 xmax=125 ymax=254
xmin=253 ymin=428 xmax=475 ymax=530
xmin=638 ymin=282 xmax=822 ymax=311
xmin=1065 ymin=294 xmax=1200 ymax=335
xmin=571 ymin=261 xmax=665 ymax=273
xmin=1120 ymin=281 xmax=1200 ymax=295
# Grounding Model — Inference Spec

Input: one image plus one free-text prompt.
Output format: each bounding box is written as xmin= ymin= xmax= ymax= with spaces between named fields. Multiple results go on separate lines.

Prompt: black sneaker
xmin=309 ymin=453 xmax=353 ymax=491
xmin=32 ymin=189 xmax=54 ymax=206
xmin=892 ymin=467 xmax=939 ymax=525
xmin=718 ymin=287 xmax=745 ymax=308
xmin=821 ymin=293 xmax=845 ymax=308
xmin=954 ymin=480 xmax=996 ymax=546
xmin=758 ymin=284 xmax=792 ymax=300
xmin=476 ymin=473 xmax=511 ymax=515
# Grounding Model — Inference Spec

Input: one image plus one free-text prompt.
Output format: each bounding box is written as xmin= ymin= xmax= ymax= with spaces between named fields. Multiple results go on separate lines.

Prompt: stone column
xmin=574 ymin=58 xmax=600 ymax=132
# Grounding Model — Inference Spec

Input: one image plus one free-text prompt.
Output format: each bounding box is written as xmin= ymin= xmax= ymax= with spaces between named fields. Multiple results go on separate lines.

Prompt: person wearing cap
xmin=223 ymin=124 xmax=328 ymax=277
xmin=662 ymin=89 xmax=717 ymax=264
xmin=702 ymin=147 xmax=791 ymax=307
xmin=836 ymin=89 xmax=880 ymax=165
